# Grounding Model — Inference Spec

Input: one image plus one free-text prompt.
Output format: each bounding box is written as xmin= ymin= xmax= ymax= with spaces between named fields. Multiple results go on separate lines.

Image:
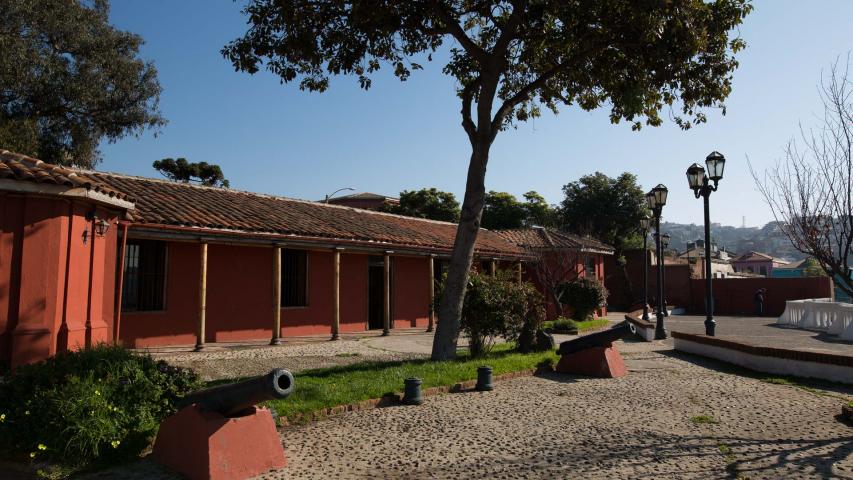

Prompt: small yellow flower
xmin=0 ymin=413 xmax=5 ymax=422
xmin=24 ymin=410 xmax=30 ymax=416
xmin=38 ymin=444 xmax=47 ymax=451
xmin=110 ymin=440 xmax=121 ymax=449
xmin=29 ymin=452 xmax=36 ymax=458
xmin=94 ymin=390 xmax=101 ymax=396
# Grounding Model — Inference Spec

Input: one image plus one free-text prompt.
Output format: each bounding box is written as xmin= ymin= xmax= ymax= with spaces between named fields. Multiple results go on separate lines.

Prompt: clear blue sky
xmin=101 ymin=0 xmax=853 ymax=228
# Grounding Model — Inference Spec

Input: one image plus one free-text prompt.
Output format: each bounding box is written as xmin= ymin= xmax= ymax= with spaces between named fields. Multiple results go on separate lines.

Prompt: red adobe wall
xmin=687 ymin=276 xmax=833 ymax=317
xmin=120 ymin=244 xmax=430 ymax=347
xmin=392 ymin=256 xmax=430 ymax=329
xmin=523 ymin=252 xmax=607 ymax=320
xmin=0 ymin=194 xmax=118 ymax=367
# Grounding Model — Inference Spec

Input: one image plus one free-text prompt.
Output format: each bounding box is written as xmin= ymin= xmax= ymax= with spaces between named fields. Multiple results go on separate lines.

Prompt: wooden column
xmin=331 ymin=248 xmax=341 ymax=340
xmin=382 ymin=252 xmax=391 ymax=336
xmin=427 ymin=255 xmax=435 ymax=332
xmin=271 ymin=246 xmax=282 ymax=345
xmin=490 ymin=259 xmax=497 ymax=277
xmin=516 ymin=261 xmax=523 ymax=284
xmin=194 ymin=242 xmax=208 ymax=351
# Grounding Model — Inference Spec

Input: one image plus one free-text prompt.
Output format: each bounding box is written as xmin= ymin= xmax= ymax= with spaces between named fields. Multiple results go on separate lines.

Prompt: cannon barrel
xmin=179 ymin=368 xmax=294 ymax=417
xmin=557 ymin=323 xmax=635 ymax=356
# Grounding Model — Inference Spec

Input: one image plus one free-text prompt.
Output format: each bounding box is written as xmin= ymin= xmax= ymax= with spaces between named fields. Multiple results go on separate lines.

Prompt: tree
xmin=482 ymin=191 xmax=526 ymax=229
xmin=0 ymin=0 xmax=164 ymax=168
xmin=153 ymin=158 xmax=230 ymax=188
xmin=383 ymin=188 xmax=461 ymax=222
xmin=752 ymin=57 xmax=853 ymax=297
xmin=223 ymin=0 xmax=752 ymax=360
xmin=560 ymin=172 xmax=647 ymax=304
xmin=522 ymin=191 xmax=557 ymax=227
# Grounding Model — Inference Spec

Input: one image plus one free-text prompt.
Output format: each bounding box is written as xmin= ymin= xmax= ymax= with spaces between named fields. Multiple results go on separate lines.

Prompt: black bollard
xmin=476 ymin=366 xmax=494 ymax=391
xmin=403 ymin=377 xmax=423 ymax=405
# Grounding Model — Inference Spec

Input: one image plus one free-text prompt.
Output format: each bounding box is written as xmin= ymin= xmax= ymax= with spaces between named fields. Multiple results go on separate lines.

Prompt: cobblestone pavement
xmin=665 ymin=315 xmax=853 ymax=356
xmin=146 ymin=333 xmax=429 ymax=381
xmin=260 ymin=342 xmax=852 ymax=480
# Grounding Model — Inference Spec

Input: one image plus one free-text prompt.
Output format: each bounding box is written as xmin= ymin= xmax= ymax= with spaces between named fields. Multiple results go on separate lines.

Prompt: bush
xmin=455 ymin=271 xmax=545 ymax=356
xmin=0 ymin=345 xmax=202 ymax=476
xmin=559 ymin=277 xmax=608 ymax=320
xmin=547 ymin=317 xmax=579 ymax=333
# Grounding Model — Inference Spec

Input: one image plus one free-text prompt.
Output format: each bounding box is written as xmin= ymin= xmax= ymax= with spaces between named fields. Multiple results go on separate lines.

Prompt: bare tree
xmin=751 ymin=56 xmax=853 ymax=297
xmin=531 ymin=248 xmax=581 ymax=317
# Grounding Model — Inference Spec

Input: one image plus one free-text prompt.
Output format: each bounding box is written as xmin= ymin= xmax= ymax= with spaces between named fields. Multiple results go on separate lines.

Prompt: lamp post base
xmin=654 ymin=315 xmax=668 ymax=340
xmin=641 ymin=306 xmax=650 ymax=321
xmin=704 ymin=318 xmax=716 ymax=336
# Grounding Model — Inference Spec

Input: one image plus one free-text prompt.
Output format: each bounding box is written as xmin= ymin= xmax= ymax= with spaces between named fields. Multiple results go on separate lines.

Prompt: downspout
xmin=113 ymin=222 xmax=129 ymax=344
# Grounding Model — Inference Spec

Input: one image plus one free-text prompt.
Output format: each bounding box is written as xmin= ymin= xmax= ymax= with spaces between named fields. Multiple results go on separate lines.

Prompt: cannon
xmin=554 ymin=322 xmax=637 ymax=378
xmin=178 ymin=368 xmax=294 ymax=417
xmin=557 ymin=322 xmax=636 ymax=356
xmin=153 ymin=369 xmax=294 ymax=480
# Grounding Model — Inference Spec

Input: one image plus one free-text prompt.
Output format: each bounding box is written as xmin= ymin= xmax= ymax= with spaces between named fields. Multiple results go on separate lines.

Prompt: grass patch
xmin=690 ymin=414 xmax=718 ymax=425
xmin=762 ymin=376 xmax=827 ymax=397
xmin=263 ymin=343 xmax=556 ymax=419
xmin=542 ymin=318 xmax=610 ymax=333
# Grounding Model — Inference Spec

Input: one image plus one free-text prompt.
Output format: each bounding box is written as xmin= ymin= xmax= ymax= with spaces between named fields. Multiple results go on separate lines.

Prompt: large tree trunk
xmin=431 ymin=142 xmax=490 ymax=360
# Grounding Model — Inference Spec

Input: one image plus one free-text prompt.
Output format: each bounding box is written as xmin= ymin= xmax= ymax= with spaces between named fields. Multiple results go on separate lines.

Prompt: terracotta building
xmin=0 ymin=150 xmax=610 ymax=367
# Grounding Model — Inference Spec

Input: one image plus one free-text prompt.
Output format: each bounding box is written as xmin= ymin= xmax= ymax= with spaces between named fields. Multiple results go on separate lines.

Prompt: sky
xmin=100 ymin=0 xmax=853 ymax=228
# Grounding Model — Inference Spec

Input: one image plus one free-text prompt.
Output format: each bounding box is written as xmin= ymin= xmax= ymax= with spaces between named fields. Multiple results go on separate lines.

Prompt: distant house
xmin=731 ymin=251 xmax=787 ymax=277
xmin=324 ymin=192 xmax=399 ymax=210
xmin=771 ymin=258 xmax=809 ymax=278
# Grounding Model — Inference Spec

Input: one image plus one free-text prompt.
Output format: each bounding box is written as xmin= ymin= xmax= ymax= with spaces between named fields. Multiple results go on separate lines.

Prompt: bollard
xmin=403 ymin=377 xmax=423 ymax=405
xmin=476 ymin=366 xmax=494 ymax=391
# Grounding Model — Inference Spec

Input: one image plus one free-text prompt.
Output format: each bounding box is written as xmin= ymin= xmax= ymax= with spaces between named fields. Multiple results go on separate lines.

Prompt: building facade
xmin=0 ymin=150 xmax=611 ymax=367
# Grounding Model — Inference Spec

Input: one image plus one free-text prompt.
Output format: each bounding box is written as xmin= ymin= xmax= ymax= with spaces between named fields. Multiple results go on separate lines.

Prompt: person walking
xmin=754 ymin=288 xmax=766 ymax=316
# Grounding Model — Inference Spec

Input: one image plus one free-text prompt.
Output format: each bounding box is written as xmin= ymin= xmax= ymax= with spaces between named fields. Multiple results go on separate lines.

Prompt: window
xmin=584 ymin=255 xmax=597 ymax=278
xmin=282 ymin=249 xmax=308 ymax=307
xmin=121 ymin=240 xmax=167 ymax=312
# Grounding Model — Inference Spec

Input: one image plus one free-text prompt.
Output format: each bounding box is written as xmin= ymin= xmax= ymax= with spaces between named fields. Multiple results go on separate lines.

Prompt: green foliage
xmin=455 ymin=271 xmax=545 ymax=356
xmin=689 ymin=414 xmax=719 ymax=425
xmin=0 ymin=0 xmax=165 ymax=168
xmin=560 ymin=172 xmax=647 ymax=253
xmin=0 ymin=345 xmax=202 ymax=475
xmin=802 ymin=258 xmax=827 ymax=277
xmin=264 ymin=344 xmax=557 ymax=420
xmin=152 ymin=157 xmax=230 ymax=188
xmin=559 ymin=277 xmax=608 ymax=321
xmin=224 ymin=1 xmax=752 ymax=133
xmin=382 ymin=188 xmax=460 ymax=222
xmin=522 ymin=191 xmax=558 ymax=227
xmin=482 ymin=191 xmax=527 ymax=229
xmin=543 ymin=317 xmax=609 ymax=333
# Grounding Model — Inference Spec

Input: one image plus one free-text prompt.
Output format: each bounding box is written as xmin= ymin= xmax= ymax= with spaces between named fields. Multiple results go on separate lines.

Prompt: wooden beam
xmin=427 ymin=255 xmax=435 ymax=332
xmin=382 ymin=252 xmax=391 ymax=336
xmin=271 ymin=246 xmax=282 ymax=345
xmin=194 ymin=242 xmax=208 ymax=351
xmin=490 ymin=259 xmax=497 ymax=277
xmin=332 ymin=249 xmax=341 ymax=340
xmin=516 ymin=261 xmax=523 ymax=284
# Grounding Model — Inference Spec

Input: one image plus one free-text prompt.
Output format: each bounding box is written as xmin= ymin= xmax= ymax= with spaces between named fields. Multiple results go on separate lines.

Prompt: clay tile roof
xmin=496 ymin=227 xmax=614 ymax=254
xmin=733 ymin=251 xmax=785 ymax=263
xmin=0 ymin=149 xmax=133 ymax=202
xmin=86 ymin=172 xmax=525 ymax=257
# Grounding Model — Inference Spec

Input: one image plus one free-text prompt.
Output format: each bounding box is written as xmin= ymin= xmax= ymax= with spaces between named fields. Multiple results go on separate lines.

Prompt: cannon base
xmin=152 ymin=405 xmax=286 ymax=480
xmin=555 ymin=344 xmax=627 ymax=378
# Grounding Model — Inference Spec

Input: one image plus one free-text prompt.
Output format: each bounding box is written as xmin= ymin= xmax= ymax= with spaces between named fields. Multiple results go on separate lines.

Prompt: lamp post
xmin=661 ymin=232 xmax=670 ymax=317
xmin=686 ymin=151 xmax=726 ymax=336
xmin=639 ymin=214 xmax=652 ymax=320
xmin=646 ymin=184 xmax=668 ymax=340
xmin=324 ymin=187 xmax=356 ymax=203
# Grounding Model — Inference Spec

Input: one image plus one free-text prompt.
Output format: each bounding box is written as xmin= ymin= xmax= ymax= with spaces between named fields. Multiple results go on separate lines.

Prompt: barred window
xmin=282 ymin=249 xmax=308 ymax=307
xmin=121 ymin=240 xmax=167 ymax=312
xmin=584 ymin=255 xmax=597 ymax=277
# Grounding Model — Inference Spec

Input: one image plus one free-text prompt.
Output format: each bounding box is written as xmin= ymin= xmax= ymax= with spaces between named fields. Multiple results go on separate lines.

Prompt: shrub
xmin=549 ymin=317 xmax=579 ymax=332
xmin=559 ymin=277 xmax=608 ymax=320
xmin=455 ymin=271 xmax=545 ymax=356
xmin=0 ymin=344 xmax=202 ymax=476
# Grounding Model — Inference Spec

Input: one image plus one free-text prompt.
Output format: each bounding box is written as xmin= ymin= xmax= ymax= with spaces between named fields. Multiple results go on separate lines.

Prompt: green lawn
xmin=264 ymin=344 xmax=557 ymax=420
xmin=542 ymin=318 xmax=610 ymax=333
xmin=573 ymin=319 xmax=610 ymax=332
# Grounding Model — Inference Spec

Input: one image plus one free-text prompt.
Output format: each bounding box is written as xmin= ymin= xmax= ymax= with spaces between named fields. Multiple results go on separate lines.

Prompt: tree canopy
xmin=153 ymin=158 xmax=230 ymax=188
xmin=560 ymin=172 xmax=647 ymax=253
xmin=0 ymin=0 xmax=164 ymax=168
xmin=481 ymin=190 xmax=556 ymax=229
xmin=383 ymin=188 xmax=461 ymax=222
xmin=224 ymin=0 xmax=752 ymax=360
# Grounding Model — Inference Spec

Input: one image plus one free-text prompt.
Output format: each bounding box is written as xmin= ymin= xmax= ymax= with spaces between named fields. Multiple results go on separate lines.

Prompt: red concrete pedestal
xmin=555 ymin=344 xmax=627 ymax=378
xmin=152 ymin=405 xmax=286 ymax=480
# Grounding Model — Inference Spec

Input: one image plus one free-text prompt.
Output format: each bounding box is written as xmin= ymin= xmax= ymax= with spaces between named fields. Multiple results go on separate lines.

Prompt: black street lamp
xmin=646 ymin=184 xmax=668 ymax=340
xmin=661 ymin=232 xmax=670 ymax=317
xmin=686 ymin=151 xmax=726 ymax=336
xmin=639 ymin=213 xmax=652 ymax=320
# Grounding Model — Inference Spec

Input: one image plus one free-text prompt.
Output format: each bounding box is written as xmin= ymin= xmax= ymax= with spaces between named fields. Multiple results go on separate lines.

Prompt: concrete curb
xmin=278 ymin=368 xmax=541 ymax=426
